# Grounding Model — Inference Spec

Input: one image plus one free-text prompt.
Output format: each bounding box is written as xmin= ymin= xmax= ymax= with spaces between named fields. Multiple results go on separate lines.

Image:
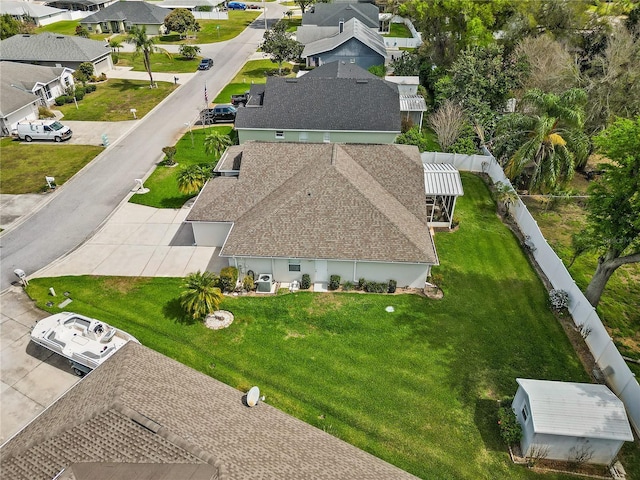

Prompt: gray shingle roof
xmin=0 ymin=1 xmax=65 ymax=19
xmin=302 ymin=59 xmax=379 ymax=79
xmin=1 ymin=61 xmax=68 ymax=91
xmin=0 ymin=342 xmax=421 ymax=480
xmin=0 ymin=32 xmax=111 ymax=63
xmin=82 ymin=1 xmax=170 ymax=24
xmin=302 ymin=17 xmax=386 ymax=59
xmin=302 ymin=2 xmax=379 ymax=29
xmin=235 ymin=68 xmax=399 ymax=132
xmin=188 ymin=142 xmax=437 ymax=264
xmin=0 ymin=82 xmax=39 ymax=118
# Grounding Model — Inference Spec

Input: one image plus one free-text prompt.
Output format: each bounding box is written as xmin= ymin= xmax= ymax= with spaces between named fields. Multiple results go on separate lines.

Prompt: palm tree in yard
xmin=126 ymin=26 xmax=160 ymax=87
xmin=204 ymin=131 xmax=232 ymax=158
xmin=495 ymin=88 xmax=590 ymax=192
xmin=180 ymin=270 xmax=223 ymax=321
xmin=177 ymin=164 xmax=211 ymax=195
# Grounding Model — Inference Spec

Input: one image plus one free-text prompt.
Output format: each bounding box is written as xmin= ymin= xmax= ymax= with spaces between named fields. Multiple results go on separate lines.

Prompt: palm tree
xmin=495 ymin=88 xmax=590 ymax=192
xmin=203 ymin=131 xmax=233 ymax=158
xmin=180 ymin=270 xmax=223 ymax=321
xmin=108 ymin=38 xmax=122 ymax=53
xmin=126 ymin=26 xmax=160 ymax=87
xmin=177 ymin=164 xmax=211 ymax=194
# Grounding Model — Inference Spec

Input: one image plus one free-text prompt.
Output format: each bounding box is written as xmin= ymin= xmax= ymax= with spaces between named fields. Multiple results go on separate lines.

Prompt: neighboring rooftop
xmin=0 ymin=82 xmax=39 ymax=118
xmin=302 ymin=18 xmax=386 ymax=60
xmin=516 ymin=378 xmax=634 ymax=441
xmin=1 ymin=61 xmax=70 ymax=91
xmin=302 ymin=2 xmax=379 ymax=29
xmin=0 ymin=1 xmax=65 ymax=19
xmin=188 ymin=142 xmax=437 ymax=265
xmin=235 ymin=62 xmax=399 ymax=132
xmin=0 ymin=32 xmax=110 ymax=63
xmin=82 ymin=1 xmax=169 ymax=24
xmin=0 ymin=341 xmax=421 ymax=480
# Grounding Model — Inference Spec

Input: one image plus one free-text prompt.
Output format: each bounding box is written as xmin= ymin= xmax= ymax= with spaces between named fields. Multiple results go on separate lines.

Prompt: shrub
xmin=75 ymin=25 xmax=89 ymax=38
xmin=342 ymin=281 xmax=354 ymax=291
xmin=388 ymin=279 xmax=397 ymax=293
xmin=85 ymin=84 xmax=97 ymax=93
xmin=242 ymin=275 xmax=255 ymax=292
xmin=328 ymin=274 xmax=340 ymax=291
xmin=162 ymin=146 xmax=177 ymax=165
xmin=549 ymin=289 xmax=569 ymax=311
xmin=364 ymin=281 xmax=388 ymax=293
xmin=65 ymin=95 xmax=74 ymax=103
xmin=78 ymin=61 xmax=94 ymax=79
xmin=357 ymin=277 xmax=366 ymax=290
xmin=38 ymin=106 xmax=55 ymax=118
xmin=55 ymin=95 xmax=68 ymax=106
xmin=300 ymin=274 xmax=311 ymax=290
xmin=498 ymin=406 xmax=522 ymax=446
xmin=218 ymin=266 xmax=238 ymax=292
xmin=74 ymin=88 xmax=85 ymax=101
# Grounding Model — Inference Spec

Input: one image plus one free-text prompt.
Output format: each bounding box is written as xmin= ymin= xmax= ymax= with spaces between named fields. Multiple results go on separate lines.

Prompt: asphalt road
xmin=0 ymin=5 xmax=286 ymax=291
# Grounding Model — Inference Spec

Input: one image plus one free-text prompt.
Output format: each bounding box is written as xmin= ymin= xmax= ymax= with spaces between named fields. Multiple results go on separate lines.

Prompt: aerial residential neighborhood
xmin=0 ymin=0 xmax=639 ymax=479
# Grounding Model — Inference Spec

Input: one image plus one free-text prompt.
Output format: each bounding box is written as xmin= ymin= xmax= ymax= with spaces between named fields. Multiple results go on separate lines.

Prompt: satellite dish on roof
xmin=247 ymin=386 xmax=260 ymax=407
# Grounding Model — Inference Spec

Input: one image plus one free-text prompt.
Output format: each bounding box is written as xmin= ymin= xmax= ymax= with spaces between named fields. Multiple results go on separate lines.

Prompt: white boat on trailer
xmin=31 ymin=312 xmax=139 ymax=376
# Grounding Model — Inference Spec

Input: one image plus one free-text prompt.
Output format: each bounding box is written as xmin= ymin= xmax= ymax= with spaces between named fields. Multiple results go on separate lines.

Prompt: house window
xmin=43 ymin=84 xmax=52 ymax=100
xmin=521 ymin=405 xmax=529 ymax=422
xmin=288 ymin=261 xmax=301 ymax=272
xmin=275 ymin=131 xmax=284 ymax=140
xmin=323 ymin=132 xmax=330 ymax=143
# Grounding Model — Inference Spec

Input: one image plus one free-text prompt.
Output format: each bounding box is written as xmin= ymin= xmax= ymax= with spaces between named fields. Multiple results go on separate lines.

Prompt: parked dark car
xmin=200 ymin=105 xmax=237 ymax=124
xmin=228 ymin=1 xmax=247 ymax=9
xmin=198 ymin=58 xmax=214 ymax=70
xmin=231 ymin=91 xmax=250 ymax=106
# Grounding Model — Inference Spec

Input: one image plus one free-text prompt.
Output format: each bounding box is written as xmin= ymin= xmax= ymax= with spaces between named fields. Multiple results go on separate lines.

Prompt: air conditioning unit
xmin=255 ymin=274 xmax=273 ymax=293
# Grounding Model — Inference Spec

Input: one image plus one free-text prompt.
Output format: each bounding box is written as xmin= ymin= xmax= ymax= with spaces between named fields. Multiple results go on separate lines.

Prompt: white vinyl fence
xmin=384 ymin=17 xmax=422 ymax=49
xmin=421 ymin=150 xmax=640 ymax=436
xmin=193 ymin=11 xmax=228 ymax=20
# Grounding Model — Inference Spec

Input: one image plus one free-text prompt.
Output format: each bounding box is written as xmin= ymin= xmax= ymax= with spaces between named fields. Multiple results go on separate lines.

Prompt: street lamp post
xmin=263 ymin=0 xmax=267 ymax=29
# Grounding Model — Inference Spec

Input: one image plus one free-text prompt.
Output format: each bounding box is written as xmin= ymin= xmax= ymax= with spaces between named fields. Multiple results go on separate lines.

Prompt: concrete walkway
xmin=108 ymin=66 xmax=197 ymax=85
xmin=33 ymin=202 xmax=220 ymax=279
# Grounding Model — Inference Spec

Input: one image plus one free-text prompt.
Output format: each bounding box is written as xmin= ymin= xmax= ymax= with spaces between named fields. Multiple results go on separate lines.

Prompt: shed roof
xmin=516 ymin=379 xmax=634 ymax=441
xmin=82 ymin=1 xmax=169 ymax=24
xmin=400 ymin=94 xmax=427 ymax=112
xmin=423 ymin=163 xmax=464 ymax=196
xmin=302 ymin=18 xmax=386 ymax=59
xmin=0 ymin=342 xmax=421 ymax=480
xmin=0 ymin=32 xmax=111 ymax=63
xmin=188 ymin=142 xmax=437 ymax=265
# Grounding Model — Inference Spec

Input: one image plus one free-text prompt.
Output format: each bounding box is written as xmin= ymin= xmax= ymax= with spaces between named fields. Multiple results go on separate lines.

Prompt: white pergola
xmin=423 ymin=163 xmax=464 ymax=228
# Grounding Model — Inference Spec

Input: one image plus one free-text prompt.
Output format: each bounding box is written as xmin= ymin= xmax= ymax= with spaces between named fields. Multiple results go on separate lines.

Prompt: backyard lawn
xmin=56 ymin=79 xmax=176 ymax=121
xmin=158 ymin=11 xmax=261 ymax=44
xmin=0 ymin=138 xmax=103 ymax=194
xmin=129 ymin=126 xmax=234 ymax=209
xmin=384 ymin=22 xmax=413 ymax=38
xmin=115 ymin=52 xmax=201 ymax=73
xmin=34 ymin=20 xmax=109 ymax=40
xmin=27 ymin=174 xmax=640 ymax=479
xmin=213 ymin=59 xmax=294 ymax=103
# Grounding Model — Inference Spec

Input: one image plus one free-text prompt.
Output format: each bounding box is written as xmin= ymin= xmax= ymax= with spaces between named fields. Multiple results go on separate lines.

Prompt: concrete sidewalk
xmin=33 ymin=202 xmax=220 ymax=279
xmin=108 ymin=66 xmax=197 ymax=85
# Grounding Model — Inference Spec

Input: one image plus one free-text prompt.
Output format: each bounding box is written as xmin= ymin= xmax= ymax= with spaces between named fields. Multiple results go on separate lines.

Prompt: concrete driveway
xmin=0 ymin=287 xmax=80 ymax=444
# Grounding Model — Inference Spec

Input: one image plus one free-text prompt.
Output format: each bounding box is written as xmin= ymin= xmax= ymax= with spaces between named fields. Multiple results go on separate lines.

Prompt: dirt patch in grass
xmin=101 ymin=277 xmax=150 ymax=295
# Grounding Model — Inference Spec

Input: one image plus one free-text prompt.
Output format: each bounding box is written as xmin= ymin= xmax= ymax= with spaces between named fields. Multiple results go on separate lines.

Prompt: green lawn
xmin=56 ymin=79 xmax=177 ymax=121
xmin=0 ymin=138 xmax=103 ymax=194
xmin=284 ymin=17 xmax=302 ymax=32
xmin=27 ymin=174 xmax=640 ymax=479
xmin=115 ymin=51 xmax=201 ymax=73
xmin=35 ymin=20 xmax=110 ymax=40
xmin=384 ymin=22 xmax=413 ymax=38
xmin=129 ymin=126 xmax=234 ymax=208
xmin=213 ymin=59 xmax=294 ymax=103
xmin=158 ymin=11 xmax=261 ymax=44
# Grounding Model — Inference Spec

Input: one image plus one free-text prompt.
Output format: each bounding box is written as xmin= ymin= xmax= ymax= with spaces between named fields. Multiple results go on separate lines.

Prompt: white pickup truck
xmin=16 ymin=120 xmax=72 ymax=142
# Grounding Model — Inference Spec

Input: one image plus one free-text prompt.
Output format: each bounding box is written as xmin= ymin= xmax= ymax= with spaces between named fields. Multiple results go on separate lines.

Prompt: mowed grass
xmin=524 ymin=197 xmax=640 ymax=377
xmin=116 ymin=52 xmax=201 ymax=73
xmin=385 ymin=22 xmax=413 ymax=38
xmin=157 ymin=11 xmax=261 ymax=44
xmin=0 ymin=138 xmax=103 ymax=194
xmin=129 ymin=126 xmax=233 ymax=208
xmin=26 ymin=174 xmax=633 ymax=479
xmin=213 ymin=59 xmax=293 ymax=103
xmin=56 ymin=79 xmax=177 ymax=121
xmin=34 ymin=20 xmax=109 ymax=40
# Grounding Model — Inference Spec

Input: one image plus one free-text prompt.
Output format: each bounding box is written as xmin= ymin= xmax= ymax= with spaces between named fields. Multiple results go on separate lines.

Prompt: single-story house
xmin=302 ymin=18 xmax=386 ymax=70
xmin=1 ymin=61 xmax=75 ymax=106
xmin=45 ymin=0 xmax=118 ymax=13
xmin=0 ymin=341 xmax=421 ymax=480
xmin=513 ymin=379 xmax=634 ymax=465
xmin=187 ymin=142 xmax=438 ymax=289
xmin=0 ymin=83 xmax=39 ymax=136
xmin=81 ymin=1 xmax=170 ymax=35
xmin=235 ymin=61 xmax=400 ymax=144
xmin=385 ymin=75 xmax=427 ymax=130
xmin=0 ymin=32 xmax=113 ymax=74
xmin=0 ymin=1 xmax=67 ymax=26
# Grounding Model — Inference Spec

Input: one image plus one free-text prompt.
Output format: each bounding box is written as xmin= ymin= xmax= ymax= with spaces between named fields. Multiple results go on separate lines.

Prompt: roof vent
xmin=285 ymin=79 xmax=298 ymax=83
xmin=356 ymin=79 xmax=369 ymax=84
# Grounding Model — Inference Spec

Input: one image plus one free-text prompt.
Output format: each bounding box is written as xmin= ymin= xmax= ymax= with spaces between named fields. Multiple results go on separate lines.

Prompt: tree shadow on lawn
xmin=474 ymin=398 xmax=504 ymax=452
xmin=163 ymin=297 xmax=197 ymax=325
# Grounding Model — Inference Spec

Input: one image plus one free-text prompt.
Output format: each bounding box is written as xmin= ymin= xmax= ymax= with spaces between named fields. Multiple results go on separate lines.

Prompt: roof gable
xmin=1 ymin=61 xmax=68 ymax=91
xmin=302 ymin=18 xmax=386 ymax=59
xmin=188 ymin=143 xmax=437 ymax=264
xmin=82 ymin=1 xmax=169 ymax=24
xmin=0 ymin=82 xmax=39 ymax=117
xmin=0 ymin=33 xmax=111 ymax=63
xmin=517 ymin=379 xmax=634 ymax=441
xmin=302 ymin=2 xmax=379 ymax=29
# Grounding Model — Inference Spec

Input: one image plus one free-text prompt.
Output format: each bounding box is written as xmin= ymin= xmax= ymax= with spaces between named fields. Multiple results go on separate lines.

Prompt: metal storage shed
xmin=513 ymin=378 xmax=633 ymax=465
xmin=422 ymin=163 xmax=464 ymax=228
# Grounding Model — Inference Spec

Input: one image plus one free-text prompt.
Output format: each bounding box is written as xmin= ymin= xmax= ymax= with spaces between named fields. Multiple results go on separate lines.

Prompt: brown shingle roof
xmin=0 ymin=342 xmax=420 ymax=480
xmin=187 ymin=143 xmax=437 ymax=264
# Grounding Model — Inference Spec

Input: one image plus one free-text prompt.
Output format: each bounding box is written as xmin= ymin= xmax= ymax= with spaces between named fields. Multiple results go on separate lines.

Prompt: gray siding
xmin=313 ymin=38 xmax=384 ymax=70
